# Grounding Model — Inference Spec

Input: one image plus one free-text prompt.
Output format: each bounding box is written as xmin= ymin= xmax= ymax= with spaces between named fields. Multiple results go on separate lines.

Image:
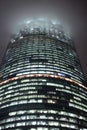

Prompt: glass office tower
xmin=0 ymin=20 xmax=87 ymax=130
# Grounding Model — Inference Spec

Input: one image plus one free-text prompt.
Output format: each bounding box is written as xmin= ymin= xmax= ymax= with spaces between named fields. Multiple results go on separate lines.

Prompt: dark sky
xmin=0 ymin=0 xmax=87 ymax=79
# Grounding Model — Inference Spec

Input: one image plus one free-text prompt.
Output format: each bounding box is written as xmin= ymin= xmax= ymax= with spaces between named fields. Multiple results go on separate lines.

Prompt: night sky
xmin=0 ymin=0 xmax=87 ymax=79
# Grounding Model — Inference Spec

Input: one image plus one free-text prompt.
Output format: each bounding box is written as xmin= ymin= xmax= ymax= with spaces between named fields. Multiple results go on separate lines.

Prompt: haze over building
xmin=0 ymin=20 xmax=87 ymax=130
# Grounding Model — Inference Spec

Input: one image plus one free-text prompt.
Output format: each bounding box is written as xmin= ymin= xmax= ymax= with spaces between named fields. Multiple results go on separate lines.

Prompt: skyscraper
xmin=0 ymin=20 xmax=87 ymax=130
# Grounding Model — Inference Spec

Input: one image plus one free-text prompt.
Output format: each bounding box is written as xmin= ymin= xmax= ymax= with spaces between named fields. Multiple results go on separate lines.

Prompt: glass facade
xmin=0 ymin=20 xmax=87 ymax=130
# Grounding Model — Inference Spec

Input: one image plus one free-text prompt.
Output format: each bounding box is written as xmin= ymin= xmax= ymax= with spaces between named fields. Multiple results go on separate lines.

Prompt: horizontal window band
xmin=0 ymin=74 xmax=87 ymax=90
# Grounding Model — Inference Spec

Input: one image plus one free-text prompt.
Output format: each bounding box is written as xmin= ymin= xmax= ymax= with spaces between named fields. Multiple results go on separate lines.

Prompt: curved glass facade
xmin=0 ymin=21 xmax=87 ymax=130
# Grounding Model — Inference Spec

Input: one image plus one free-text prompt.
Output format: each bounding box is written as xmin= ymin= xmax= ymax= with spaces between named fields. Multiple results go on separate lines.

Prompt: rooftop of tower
xmin=10 ymin=19 xmax=72 ymax=44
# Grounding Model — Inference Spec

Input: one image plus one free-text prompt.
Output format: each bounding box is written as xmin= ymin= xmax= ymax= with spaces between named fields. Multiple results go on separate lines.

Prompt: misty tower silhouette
xmin=0 ymin=20 xmax=87 ymax=130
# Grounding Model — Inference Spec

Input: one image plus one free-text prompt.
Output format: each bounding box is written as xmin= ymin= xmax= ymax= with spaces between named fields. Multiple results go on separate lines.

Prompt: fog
xmin=0 ymin=0 xmax=87 ymax=79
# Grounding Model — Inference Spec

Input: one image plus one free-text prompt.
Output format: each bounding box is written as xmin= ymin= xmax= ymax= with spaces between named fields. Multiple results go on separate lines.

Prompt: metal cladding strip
xmin=0 ymin=74 xmax=87 ymax=90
